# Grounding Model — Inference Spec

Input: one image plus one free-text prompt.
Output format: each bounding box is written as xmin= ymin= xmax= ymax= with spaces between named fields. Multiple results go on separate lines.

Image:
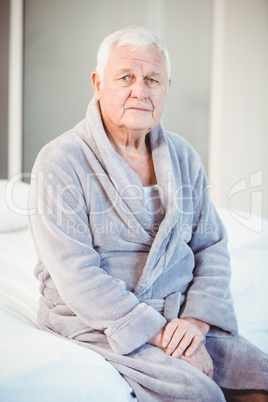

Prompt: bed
xmin=0 ymin=179 xmax=267 ymax=401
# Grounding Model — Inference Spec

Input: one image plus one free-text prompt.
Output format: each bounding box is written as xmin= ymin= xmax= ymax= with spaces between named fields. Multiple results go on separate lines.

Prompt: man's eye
xmin=145 ymin=77 xmax=159 ymax=85
xmin=121 ymin=75 xmax=131 ymax=81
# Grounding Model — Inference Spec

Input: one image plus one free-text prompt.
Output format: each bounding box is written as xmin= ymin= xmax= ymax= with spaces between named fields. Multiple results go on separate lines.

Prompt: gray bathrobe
xmin=29 ymin=96 xmax=268 ymax=401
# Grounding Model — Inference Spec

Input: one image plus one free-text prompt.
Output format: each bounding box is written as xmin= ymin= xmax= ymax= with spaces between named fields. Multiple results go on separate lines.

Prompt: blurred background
xmin=1 ymin=0 xmax=267 ymax=220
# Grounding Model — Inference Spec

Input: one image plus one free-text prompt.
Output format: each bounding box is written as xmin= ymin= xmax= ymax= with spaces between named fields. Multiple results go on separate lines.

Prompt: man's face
xmin=92 ymin=45 xmax=170 ymax=136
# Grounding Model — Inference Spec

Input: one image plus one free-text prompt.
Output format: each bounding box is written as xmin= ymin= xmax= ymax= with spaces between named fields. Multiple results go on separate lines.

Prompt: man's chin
xmin=123 ymin=118 xmax=155 ymax=132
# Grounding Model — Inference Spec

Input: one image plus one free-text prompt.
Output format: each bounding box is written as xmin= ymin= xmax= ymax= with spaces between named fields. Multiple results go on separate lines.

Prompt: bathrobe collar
xmin=81 ymin=96 xmax=184 ymax=296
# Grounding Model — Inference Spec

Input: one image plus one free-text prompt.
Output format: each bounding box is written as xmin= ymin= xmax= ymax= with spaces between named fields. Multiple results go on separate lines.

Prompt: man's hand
xmin=180 ymin=342 xmax=213 ymax=379
xmin=147 ymin=317 xmax=212 ymax=378
xmin=148 ymin=317 xmax=210 ymax=358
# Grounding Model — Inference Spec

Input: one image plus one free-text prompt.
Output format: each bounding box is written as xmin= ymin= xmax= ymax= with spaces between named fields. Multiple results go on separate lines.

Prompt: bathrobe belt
xmin=142 ymin=292 xmax=184 ymax=322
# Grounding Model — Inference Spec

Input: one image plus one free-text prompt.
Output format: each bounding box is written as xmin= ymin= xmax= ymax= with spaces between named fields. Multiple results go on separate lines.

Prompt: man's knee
xmin=188 ymin=370 xmax=225 ymax=401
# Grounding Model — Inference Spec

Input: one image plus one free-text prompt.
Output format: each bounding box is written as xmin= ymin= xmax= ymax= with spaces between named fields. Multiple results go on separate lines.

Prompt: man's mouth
xmin=126 ymin=107 xmax=151 ymax=112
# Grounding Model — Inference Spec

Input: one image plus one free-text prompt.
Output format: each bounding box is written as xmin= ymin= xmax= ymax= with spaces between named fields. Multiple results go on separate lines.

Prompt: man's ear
xmin=91 ymin=71 xmax=101 ymax=100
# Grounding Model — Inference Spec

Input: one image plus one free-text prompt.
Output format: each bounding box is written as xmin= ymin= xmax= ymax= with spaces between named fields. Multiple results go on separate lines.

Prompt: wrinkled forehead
xmin=106 ymin=44 xmax=167 ymax=75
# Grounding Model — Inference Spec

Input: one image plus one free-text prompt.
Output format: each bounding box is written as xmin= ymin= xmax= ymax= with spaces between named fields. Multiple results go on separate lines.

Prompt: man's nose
xmin=130 ymin=79 xmax=148 ymax=100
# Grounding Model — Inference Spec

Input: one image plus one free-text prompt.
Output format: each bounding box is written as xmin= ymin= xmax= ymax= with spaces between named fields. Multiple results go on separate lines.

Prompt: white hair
xmin=95 ymin=26 xmax=171 ymax=82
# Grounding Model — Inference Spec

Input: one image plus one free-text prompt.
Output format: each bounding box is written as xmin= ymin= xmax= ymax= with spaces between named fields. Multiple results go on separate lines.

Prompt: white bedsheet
xmin=0 ymin=210 xmax=267 ymax=401
xmin=0 ymin=229 xmax=134 ymax=401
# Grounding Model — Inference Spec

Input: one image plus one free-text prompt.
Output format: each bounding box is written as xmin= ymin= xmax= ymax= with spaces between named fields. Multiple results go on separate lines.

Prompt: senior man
xmin=29 ymin=26 xmax=268 ymax=401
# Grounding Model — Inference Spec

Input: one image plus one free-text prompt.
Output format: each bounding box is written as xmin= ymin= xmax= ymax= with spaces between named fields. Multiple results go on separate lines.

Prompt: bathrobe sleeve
xmin=179 ymin=160 xmax=238 ymax=335
xmin=29 ymin=145 xmax=166 ymax=355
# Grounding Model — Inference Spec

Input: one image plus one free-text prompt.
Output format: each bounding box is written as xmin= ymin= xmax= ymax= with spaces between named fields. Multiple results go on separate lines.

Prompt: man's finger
xmin=184 ymin=335 xmax=201 ymax=357
xmin=171 ymin=331 xmax=195 ymax=357
xmin=162 ymin=321 xmax=178 ymax=348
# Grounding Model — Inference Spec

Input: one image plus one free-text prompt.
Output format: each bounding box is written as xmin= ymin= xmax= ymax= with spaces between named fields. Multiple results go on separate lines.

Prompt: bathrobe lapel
xmin=84 ymin=98 xmax=155 ymax=243
xmin=84 ymin=97 xmax=184 ymax=296
xmin=134 ymin=123 xmax=184 ymax=296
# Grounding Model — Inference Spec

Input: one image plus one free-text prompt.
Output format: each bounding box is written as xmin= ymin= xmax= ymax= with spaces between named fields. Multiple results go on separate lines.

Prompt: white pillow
xmin=0 ymin=179 xmax=30 ymax=232
xmin=217 ymin=207 xmax=266 ymax=252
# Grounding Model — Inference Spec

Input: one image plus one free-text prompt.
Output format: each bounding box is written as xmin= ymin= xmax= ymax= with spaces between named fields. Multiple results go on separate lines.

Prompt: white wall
xmin=6 ymin=0 xmax=267 ymax=222
xmin=209 ymin=0 xmax=268 ymax=221
xmin=0 ymin=0 xmax=10 ymax=179
xmin=163 ymin=0 xmax=213 ymax=168
xmin=22 ymin=0 xmax=212 ymax=175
